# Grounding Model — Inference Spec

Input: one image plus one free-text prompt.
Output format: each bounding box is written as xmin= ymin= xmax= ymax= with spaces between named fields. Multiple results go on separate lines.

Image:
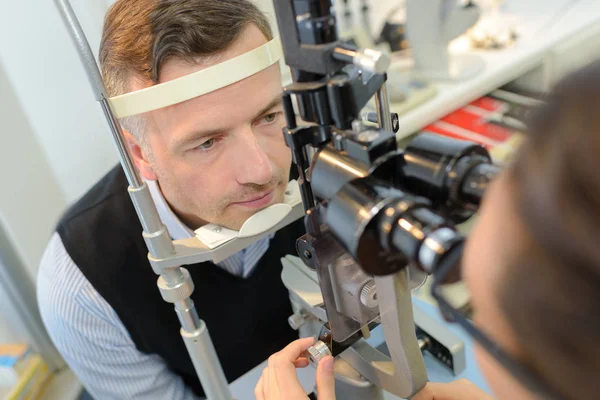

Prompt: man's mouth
xmin=231 ymin=189 xmax=276 ymax=209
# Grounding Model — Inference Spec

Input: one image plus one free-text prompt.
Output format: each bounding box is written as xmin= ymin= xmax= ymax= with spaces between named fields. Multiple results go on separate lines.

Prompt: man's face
xmin=138 ymin=24 xmax=292 ymax=230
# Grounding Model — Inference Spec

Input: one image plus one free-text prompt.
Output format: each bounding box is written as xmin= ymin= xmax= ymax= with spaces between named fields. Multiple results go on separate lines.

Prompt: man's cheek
xmin=276 ymin=145 xmax=292 ymax=167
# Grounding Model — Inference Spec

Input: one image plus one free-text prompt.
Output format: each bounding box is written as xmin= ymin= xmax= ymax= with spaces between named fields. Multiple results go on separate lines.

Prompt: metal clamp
xmin=157 ymin=268 xmax=194 ymax=303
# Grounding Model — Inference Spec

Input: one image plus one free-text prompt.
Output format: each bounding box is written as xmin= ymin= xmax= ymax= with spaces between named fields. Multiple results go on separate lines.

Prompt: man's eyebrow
xmin=174 ymin=128 xmax=223 ymax=151
xmin=174 ymin=95 xmax=284 ymax=151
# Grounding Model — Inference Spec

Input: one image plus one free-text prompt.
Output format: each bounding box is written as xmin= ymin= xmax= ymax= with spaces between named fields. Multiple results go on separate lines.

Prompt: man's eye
xmin=263 ymin=112 xmax=279 ymax=123
xmin=197 ymin=138 xmax=216 ymax=150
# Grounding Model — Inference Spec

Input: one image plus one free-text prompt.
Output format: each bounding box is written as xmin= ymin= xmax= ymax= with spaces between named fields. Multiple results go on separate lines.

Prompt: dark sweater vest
xmin=56 ymin=166 xmax=305 ymax=397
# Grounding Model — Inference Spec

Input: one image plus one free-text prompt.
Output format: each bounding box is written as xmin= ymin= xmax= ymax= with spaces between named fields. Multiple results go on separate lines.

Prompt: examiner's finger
xmin=293 ymin=357 xmax=309 ymax=368
xmin=275 ymin=337 xmax=316 ymax=363
xmin=263 ymin=367 xmax=271 ymax=399
xmin=254 ymin=368 xmax=266 ymax=400
xmin=315 ymin=356 xmax=336 ymax=400
xmin=266 ymin=338 xmax=317 ymax=395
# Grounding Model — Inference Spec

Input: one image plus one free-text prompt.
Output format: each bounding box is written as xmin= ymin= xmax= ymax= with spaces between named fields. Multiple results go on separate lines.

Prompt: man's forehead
xmin=111 ymin=23 xmax=280 ymax=119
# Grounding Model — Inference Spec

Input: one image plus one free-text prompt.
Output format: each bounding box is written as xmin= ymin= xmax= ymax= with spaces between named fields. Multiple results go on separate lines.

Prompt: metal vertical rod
xmin=158 ymin=269 xmax=233 ymax=399
xmin=182 ymin=321 xmax=232 ymax=400
xmin=54 ymin=0 xmax=172 ymax=251
xmin=306 ymin=145 xmax=318 ymax=165
xmin=162 ymin=267 xmax=185 ymax=285
xmin=283 ymin=92 xmax=315 ymax=211
xmin=53 ymin=0 xmax=106 ymax=101
xmin=55 ymin=0 xmax=142 ymax=189
xmin=175 ymin=298 xmax=202 ymax=332
xmin=99 ymin=98 xmax=142 ymax=188
xmin=375 ymin=82 xmax=393 ymax=132
xmin=294 ymin=148 xmax=316 ymax=211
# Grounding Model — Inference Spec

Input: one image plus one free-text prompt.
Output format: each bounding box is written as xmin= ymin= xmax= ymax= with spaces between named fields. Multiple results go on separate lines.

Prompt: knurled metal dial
xmin=307 ymin=340 xmax=332 ymax=366
xmin=360 ymin=281 xmax=378 ymax=308
xmin=157 ymin=268 xmax=194 ymax=303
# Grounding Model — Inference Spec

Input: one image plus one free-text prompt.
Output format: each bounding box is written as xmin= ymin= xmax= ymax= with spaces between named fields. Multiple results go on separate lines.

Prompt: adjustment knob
xmin=288 ymin=313 xmax=306 ymax=330
xmin=360 ymin=281 xmax=378 ymax=308
xmin=355 ymin=48 xmax=391 ymax=74
xmin=307 ymin=340 xmax=332 ymax=366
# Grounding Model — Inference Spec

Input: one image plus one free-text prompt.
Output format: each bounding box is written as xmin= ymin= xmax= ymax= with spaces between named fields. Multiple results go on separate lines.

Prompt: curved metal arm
xmin=339 ymin=269 xmax=427 ymax=398
xmin=54 ymin=0 xmax=107 ymax=101
xmin=53 ymin=0 xmax=141 ymax=188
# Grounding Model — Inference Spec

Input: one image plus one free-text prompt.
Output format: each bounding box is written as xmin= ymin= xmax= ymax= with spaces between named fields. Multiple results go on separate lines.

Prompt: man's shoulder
xmin=60 ymin=165 xmax=130 ymax=227
xmin=56 ymin=165 xmax=142 ymax=268
xmin=37 ymin=232 xmax=109 ymax=319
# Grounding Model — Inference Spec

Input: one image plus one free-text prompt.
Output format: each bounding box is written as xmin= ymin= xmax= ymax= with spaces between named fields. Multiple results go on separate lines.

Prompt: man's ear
xmin=123 ymin=130 xmax=158 ymax=181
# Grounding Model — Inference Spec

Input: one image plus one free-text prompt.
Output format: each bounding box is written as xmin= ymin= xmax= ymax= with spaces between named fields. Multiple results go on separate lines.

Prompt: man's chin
xmin=214 ymin=206 xmax=270 ymax=231
xmin=219 ymin=186 xmax=286 ymax=231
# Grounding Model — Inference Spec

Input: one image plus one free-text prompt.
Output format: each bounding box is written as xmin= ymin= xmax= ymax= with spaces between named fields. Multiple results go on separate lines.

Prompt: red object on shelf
xmin=469 ymin=96 xmax=507 ymax=112
xmin=423 ymin=96 xmax=514 ymax=148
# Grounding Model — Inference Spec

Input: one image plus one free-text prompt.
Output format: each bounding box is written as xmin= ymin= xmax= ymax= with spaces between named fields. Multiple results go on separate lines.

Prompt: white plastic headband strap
xmin=108 ymin=36 xmax=283 ymax=118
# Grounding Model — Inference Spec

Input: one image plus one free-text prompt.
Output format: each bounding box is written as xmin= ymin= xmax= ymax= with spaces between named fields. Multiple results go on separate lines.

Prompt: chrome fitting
xmin=157 ymin=268 xmax=194 ymax=303
xmin=307 ymin=340 xmax=332 ymax=366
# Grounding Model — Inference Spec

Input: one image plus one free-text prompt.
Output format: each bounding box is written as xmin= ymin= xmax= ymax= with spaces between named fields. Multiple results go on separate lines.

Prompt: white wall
xmin=0 ymin=0 xmax=114 ymax=355
xmin=0 ymin=61 xmax=67 ymax=279
xmin=0 ymin=59 xmax=67 ymax=351
xmin=0 ymin=0 xmax=118 ymax=207
xmin=0 ymin=310 xmax=19 ymax=344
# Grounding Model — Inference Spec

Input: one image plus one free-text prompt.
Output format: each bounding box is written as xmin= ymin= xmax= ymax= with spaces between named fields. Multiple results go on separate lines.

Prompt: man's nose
xmin=234 ymin=129 xmax=274 ymax=185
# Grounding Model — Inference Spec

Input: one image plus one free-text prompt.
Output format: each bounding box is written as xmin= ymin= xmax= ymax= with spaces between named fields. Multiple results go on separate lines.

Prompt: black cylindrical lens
xmin=390 ymin=207 xmax=447 ymax=262
xmin=401 ymin=133 xmax=496 ymax=222
xmin=460 ymin=163 xmax=501 ymax=206
xmin=311 ymin=147 xmax=369 ymax=201
xmin=401 ymin=133 xmax=489 ymax=204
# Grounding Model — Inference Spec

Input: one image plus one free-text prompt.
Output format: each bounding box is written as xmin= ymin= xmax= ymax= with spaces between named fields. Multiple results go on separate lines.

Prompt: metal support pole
xmin=375 ymin=82 xmax=393 ymax=133
xmin=182 ymin=322 xmax=232 ymax=400
xmin=157 ymin=269 xmax=232 ymax=400
xmin=54 ymin=1 xmax=232 ymax=398
xmin=99 ymin=100 xmax=142 ymax=188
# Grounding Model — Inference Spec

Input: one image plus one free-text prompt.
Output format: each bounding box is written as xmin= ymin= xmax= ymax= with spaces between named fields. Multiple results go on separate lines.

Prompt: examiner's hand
xmin=254 ymin=337 xmax=336 ymax=400
xmin=412 ymin=379 xmax=494 ymax=400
